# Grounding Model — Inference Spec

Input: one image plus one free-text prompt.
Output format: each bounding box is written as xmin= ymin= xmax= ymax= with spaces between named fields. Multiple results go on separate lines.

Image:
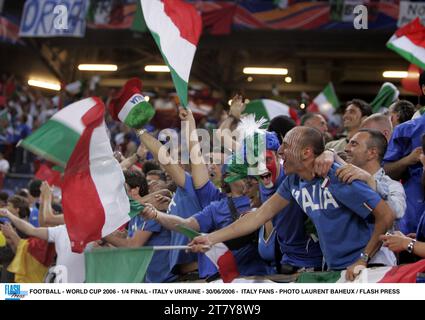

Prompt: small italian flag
xmin=245 ymin=99 xmax=299 ymax=125
xmin=370 ymin=82 xmax=399 ymax=113
xmin=387 ymin=17 xmax=425 ymax=70
xmin=140 ymin=0 xmax=202 ymax=107
xmin=307 ymin=83 xmax=340 ymax=118
xmin=20 ymin=97 xmax=130 ymax=253
xmin=297 ymin=259 xmax=425 ymax=283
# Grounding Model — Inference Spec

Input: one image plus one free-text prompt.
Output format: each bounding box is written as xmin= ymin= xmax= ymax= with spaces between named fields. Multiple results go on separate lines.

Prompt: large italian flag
xmin=245 ymin=99 xmax=299 ymax=125
xmin=307 ymin=83 xmax=340 ymax=118
xmin=140 ymin=0 xmax=202 ymax=107
xmin=20 ymin=97 xmax=130 ymax=253
xmin=387 ymin=18 xmax=425 ymax=70
xmin=297 ymin=259 xmax=425 ymax=283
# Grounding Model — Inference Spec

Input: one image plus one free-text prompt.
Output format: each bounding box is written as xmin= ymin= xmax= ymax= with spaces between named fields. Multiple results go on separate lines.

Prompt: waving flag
xmin=307 ymin=83 xmax=340 ymax=118
xmin=370 ymin=82 xmax=399 ymax=113
xmin=245 ymin=99 xmax=298 ymax=125
xmin=297 ymin=259 xmax=425 ymax=283
xmin=21 ymin=97 xmax=130 ymax=253
xmin=387 ymin=18 xmax=425 ymax=70
xmin=140 ymin=0 xmax=202 ymax=107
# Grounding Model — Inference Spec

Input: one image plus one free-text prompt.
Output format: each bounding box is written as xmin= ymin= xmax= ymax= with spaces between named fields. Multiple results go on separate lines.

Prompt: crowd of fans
xmin=0 ymin=71 xmax=424 ymax=283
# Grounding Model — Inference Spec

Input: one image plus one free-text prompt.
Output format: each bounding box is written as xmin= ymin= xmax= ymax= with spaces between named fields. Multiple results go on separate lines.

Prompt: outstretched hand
xmin=188 ymin=235 xmax=212 ymax=253
xmin=229 ymin=94 xmax=246 ymax=120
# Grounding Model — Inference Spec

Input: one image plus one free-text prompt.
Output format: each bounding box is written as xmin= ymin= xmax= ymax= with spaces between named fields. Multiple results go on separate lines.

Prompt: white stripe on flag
xmin=89 ymin=122 xmax=130 ymax=236
xmin=141 ymin=0 xmax=196 ymax=81
xmin=262 ymin=99 xmax=291 ymax=119
xmin=314 ymin=93 xmax=334 ymax=116
xmin=52 ymin=97 xmax=98 ymax=135
xmin=389 ymin=35 xmax=425 ymax=65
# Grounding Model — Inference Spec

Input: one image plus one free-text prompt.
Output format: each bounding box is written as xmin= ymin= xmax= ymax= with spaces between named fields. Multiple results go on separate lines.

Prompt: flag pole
xmin=151 ymin=245 xmax=210 ymax=251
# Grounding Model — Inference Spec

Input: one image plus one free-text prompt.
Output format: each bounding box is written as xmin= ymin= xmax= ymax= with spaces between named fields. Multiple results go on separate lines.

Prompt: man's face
xmin=206 ymin=152 xmax=224 ymax=186
xmin=344 ymin=132 xmax=370 ymax=167
xmin=278 ymin=129 xmax=304 ymax=175
xmin=146 ymin=174 xmax=167 ymax=193
xmin=259 ymin=150 xmax=279 ymax=188
xmin=343 ymin=104 xmax=363 ymax=130
xmin=245 ymin=177 xmax=261 ymax=208
xmin=305 ymin=115 xmax=328 ymax=133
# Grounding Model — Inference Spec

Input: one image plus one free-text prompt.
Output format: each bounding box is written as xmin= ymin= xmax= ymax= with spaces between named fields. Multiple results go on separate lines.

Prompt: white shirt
xmin=48 ymin=225 xmax=86 ymax=283
xmin=374 ymin=168 xmax=406 ymax=219
xmin=0 ymin=159 xmax=9 ymax=174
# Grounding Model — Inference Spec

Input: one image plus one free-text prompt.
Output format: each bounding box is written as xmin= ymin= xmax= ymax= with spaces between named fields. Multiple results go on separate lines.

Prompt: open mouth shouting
xmin=260 ymin=172 xmax=273 ymax=188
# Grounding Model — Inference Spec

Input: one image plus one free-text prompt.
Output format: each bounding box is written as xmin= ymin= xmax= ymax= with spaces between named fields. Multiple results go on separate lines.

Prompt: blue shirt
xmin=383 ymin=114 xmax=425 ymax=234
xmin=417 ymin=211 xmax=425 ymax=243
xmin=193 ymin=195 xmax=271 ymax=277
xmin=127 ymin=215 xmax=177 ymax=283
xmin=277 ymin=163 xmax=382 ymax=270
xmin=29 ymin=204 xmax=39 ymax=228
xmin=260 ymin=166 xmax=323 ymax=268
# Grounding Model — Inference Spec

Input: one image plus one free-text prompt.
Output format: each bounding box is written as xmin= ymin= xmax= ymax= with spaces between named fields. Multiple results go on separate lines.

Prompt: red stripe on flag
xmin=216 ymin=250 xmax=240 ymax=283
xmin=62 ymin=97 xmax=106 ymax=253
xmin=27 ymin=237 xmax=56 ymax=267
xmin=162 ymin=0 xmax=202 ymax=46
xmin=379 ymin=259 xmax=425 ymax=283
xmin=395 ymin=18 xmax=425 ymax=48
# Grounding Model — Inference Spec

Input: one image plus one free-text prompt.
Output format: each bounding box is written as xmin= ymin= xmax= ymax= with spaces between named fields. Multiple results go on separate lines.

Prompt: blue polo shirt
xmin=193 ymin=195 xmax=271 ymax=277
xmin=383 ymin=114 xmax=425 ymax=234
xmin=417 ymin=211 xmax=425 ymax=243
xmin=167 ymin=173 xmax=200 ymax=272
xmin=127 ymin=215 xmax=177 ymax=283
xmin=260 ymin=166 xmax=323 ymax=268
xmin=277 ymin=163 xmax=382 ymax=270
xmin=29 ymin=203 xmax=39 ymax=227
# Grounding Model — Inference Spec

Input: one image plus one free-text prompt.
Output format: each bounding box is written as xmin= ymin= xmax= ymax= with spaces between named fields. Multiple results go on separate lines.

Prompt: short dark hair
xmin=124 ymin=170 xmax=149 ymax=197
xmin=142 ymin=160 xmax=161 ymax=175
xmin=392 ymin=100 xmax=415 ymax=124
xmin=268 ymin=115 xmax=296 ymax=144
xmin=358 ymin=128 xmax=388 ymax=162
xmin=146 ymin=169 xmax=166 ymax=182
xmin=300 ymin=127 xmax=325 ymax=156
xmin=347 ymin=99 xmax=372 ymax=117
xmin=300 ymin=113 xmax=321 ymax=126
xmin=28 ymin=179 xmax=42 ymax=198
xmin=419 ymin=71 xmax=425 ymax=91
xmin=8 ymin=195 xmax=30 ymax=219
xmin=0 ymin=191 xmax=8 ymax=204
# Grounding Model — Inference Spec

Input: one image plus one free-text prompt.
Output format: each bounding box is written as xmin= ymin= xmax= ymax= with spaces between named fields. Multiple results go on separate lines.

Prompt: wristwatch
xmin=359 ymin=252 xmax=370 ymax=263
xmin=407 ymin=239 xmax=417 ymax=254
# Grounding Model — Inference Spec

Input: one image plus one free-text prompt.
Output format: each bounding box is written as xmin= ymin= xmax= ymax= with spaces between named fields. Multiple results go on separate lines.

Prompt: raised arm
xmin=137 ymin=130 xmax=186 ymax=188
xmin=38 ymin=181 xmax=64 ymax=227
xmin=179 ymin=107 xmax=209 ymax=189
xmin=189 ymin=192 xmax=289 ymax=252
xmin=0 ymin=209 xmax=48 ymax=241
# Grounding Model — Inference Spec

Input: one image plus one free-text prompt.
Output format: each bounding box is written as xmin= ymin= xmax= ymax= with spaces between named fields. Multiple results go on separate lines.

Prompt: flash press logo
xmin=4 ymin=284 xmax=28 ymax=300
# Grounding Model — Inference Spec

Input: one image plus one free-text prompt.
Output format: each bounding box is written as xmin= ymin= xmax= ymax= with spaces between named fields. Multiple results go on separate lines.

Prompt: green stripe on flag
xmin=387 ymin=42 xmax=425 ymax=70
xmin=85 ymin=247 xmax=154 ymax=283
xmin=129 ymin=198 xmax=144 ymax=219
xmin=19 ymin=119 xmax=80 ymax=167
xmin=175 ymin=224 xmax=201 ymax=240
xmin=323 ymin=83 xmax=340 ymax=110
xmin=296 ymin=271 xmax=342 ymax=283
xmin=123 ymin=101 xmax=156 ymax=129
xmin=245 ymin=100 xmax=270 ymax=122
xmin=151 ymin=31 xmax=189 ymax=107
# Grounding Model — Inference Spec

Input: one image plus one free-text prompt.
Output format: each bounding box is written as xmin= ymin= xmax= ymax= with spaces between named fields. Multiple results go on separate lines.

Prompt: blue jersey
xmin=277 ymin=163 xmax=382 ymax=270
xmin=193 ymin=195 xmax=271 ymax=277
xmin=260 ymin=166 xmax=323 ymax=268
xmin=383 ymin=114 xmax=425 ymax=234
xmin=417 ymin=211 xmax=425 ymax=243
xmin=167 ymin=173 xmax=202 ymax=273
xmin=127 ymin=215 xmax=177 ymax=283
xmin=29 ymin=204 xmax=39 ymax=227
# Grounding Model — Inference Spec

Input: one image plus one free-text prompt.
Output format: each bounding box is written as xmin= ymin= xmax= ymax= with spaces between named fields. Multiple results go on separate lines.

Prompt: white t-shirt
xmin=0 ymin=159 xmax=9 ymax=174
xmin=47 ymin=225 xmax=86 ymax=283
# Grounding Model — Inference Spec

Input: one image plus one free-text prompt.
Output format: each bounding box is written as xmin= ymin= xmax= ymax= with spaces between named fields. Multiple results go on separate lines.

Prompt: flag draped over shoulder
xmin=140 ymin=0 xmax=202 ymax=107
xmin=8 ymin=238 xmax=56 ymax=283
xmin=20 ymin=97 xmax=130 ymax=253
xmin=387 ymin=18 xmax=425 ymax=70
xmin=85 ymin=247 xmax=154 ymax=283
xmin=297 ymin=259 xmax=425 ymax=283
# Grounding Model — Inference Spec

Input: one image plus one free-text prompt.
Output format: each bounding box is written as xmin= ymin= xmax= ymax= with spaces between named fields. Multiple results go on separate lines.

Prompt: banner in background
xmin=398 ymin=1 xmax=425 ymax=26
xmin=19 ymin=0 xmax=89 ymax=37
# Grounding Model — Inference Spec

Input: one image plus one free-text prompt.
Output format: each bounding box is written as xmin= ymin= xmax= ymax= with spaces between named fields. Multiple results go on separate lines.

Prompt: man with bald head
xmin=360 ymin=114 xmax=393 ymax=142
xmin=190 ymin=127 xmax=396 ymax=280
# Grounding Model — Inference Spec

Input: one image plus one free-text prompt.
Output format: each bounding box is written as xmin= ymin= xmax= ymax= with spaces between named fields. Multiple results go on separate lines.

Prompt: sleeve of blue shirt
xmin=276 ymin=176 xmax=294 ymax=201
xmin=195 ymin=180 xmax=222 ymax=208
xmin=328 ymin=170 xmax=382 ymax=219
xmin=141 ymin=218 xmax=162 ymax=233
xmin=383 ymin=126 xmax=410 ymax=162
xmin=192 ymin=205 xmax=216 ymax=233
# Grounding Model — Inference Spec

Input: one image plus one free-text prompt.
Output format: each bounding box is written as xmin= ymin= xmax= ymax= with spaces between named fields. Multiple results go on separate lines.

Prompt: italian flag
xmin=307 ymin=83 xmax=340 ymax=118
xmin=245 ymin=99 xmax=299 ymax=125
xmin=176 ymin=225 xmax=240 ymax=283
xmin=140 ymin=0 xmax=202 ymax=107
xmin=20 ymin=97 xmax=130 ymax=253
xmin=387 ymin=17 xmax=425 ymax=70
xmin=370 ymin=82 xmax=399 ymax=113
xmin=297 ymin=259 xmax=425 ymax=283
